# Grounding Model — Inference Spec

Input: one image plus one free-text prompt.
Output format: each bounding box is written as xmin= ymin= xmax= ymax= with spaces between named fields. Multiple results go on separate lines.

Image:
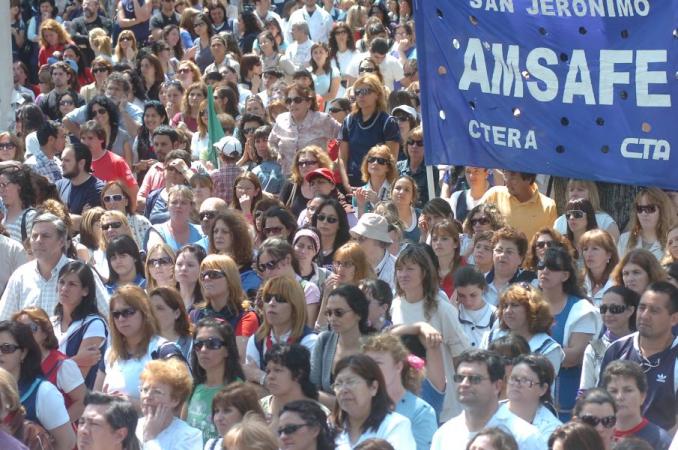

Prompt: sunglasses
xmin=316 ymin=214 xmax=338 ymax=224
xmin=0 ymin=343 xmax=21 ymax=354
xmin=149 ymin=256 xmax=172 ymax=267
xmin=358 ymin=67 xmax=376 ymax=74
xmin=243 ymin=127 xmax=257 ymax=135
xmin=0 ymin=143 xmax=16 ymax=150
xmin=367 ymin=156 xmax=388 ymax=165
xmin=325 ymin=308 xmax=348 ymax=318
xmin=120 ymin=36 xmax=133 ymax=42
xmin=535 ymin=240 xmax=554 ymax=249
xmin=579 ymin=414 xmax=616 ymax=429
xmin=452 ymin=374 xmax=488 ymax=384
xmin=264 ymin=226 xmax=283 ymax=235
xmin=201 ymin=269 xmax=225 ymax=280
xmin=536 ymin=261 xmax=565 ymax=272
xmin=199 ymin=211 xmax=217 ymax=221
xmin=636 ymin=204 xmax=658 ymax=214
xmin=92 ymin=67 xmax=109 ymax=74
xmin=355 ymin=87 xmax=373 ymax=96
xmin=263 ymin=293 xmax=287 ymax=304
xmin=286 ymin=96 xmax=306 ymax=105
xmin=112 ymin=307 xmax=137 ymax=320
xmin=194 ymin=337 xmax=225 ymax=351
xmin=470 ymin=217 xmax=490 ymax=226
xmin=101 ymin=222 xmax=122 ymax=231
xmin=565 ymin=210 xmax=585 ymax=220
xmin=298 ymin=159 xmax=318 ymax=167
xmin=277 ymin=423 xmax=308 ymax=436
xmin=599 ymin=304 xmax=627 ymax=314
xmin=92 ymin=108 xmax=107 ymax=116
xmin=258 ymin=258 xmax=283 ymax=273
xmin=394 ymin=115 xmax=410 ymax=122
xmin=103 ymin=194 xmax=124 ymax=203
xmin=328 ymin=107 xmax=344 ymax=113
xmin=407 ymin=139 xmax=424 ymax=147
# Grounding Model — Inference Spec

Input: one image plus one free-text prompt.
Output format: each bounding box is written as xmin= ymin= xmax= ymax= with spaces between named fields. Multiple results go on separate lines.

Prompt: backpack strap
xmin=20 ymin=379 xmax=42 ymax=404
xmin=20 ymin=207 xmax=36 ymax=242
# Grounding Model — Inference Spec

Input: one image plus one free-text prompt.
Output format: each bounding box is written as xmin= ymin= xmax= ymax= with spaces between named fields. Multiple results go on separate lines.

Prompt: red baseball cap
xmin=304 ymin=167 xmax=336 ymax=184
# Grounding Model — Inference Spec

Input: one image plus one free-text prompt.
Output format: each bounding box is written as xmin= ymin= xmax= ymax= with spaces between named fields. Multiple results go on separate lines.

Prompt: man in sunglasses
xmin=431 ymin=349 xmax=544 ymax=450
xmin=602 ymin=360 xmax=672 ymax=449
xmin=599 ymin=282 xmax=678 ymax=432
xmin=55 ymin=143 xmax=105 ymax=222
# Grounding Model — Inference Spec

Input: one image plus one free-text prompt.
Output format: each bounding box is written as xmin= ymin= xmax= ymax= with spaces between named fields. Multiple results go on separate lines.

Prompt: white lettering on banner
xmin=468 ymin=120 xmax=538 ymax=149
xmin=458 ymin=38 xmax=671 ymax=107
xmin=524 ymin=0 xmax=650 ymax=17
xmin=469 ymin=0 xmax=515 ymax=13
xmin=620 ymin=138 xmax=671 ymax=160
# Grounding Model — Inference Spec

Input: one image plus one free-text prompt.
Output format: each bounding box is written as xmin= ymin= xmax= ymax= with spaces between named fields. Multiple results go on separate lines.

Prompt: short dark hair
xmin=69 ymin=143 xmax=93 ymax=173
xmin=83 ymin=392 xmax=140 ymax=450
xmin=106 ymin=236 xmax=144 ymax=284
xmin=152 ymin=125 xmax=179 ymax=143
xmin=601 ymin=360 xmax=647 ymax=393
xmin=328 ymin=285 xmax=370 ymax=334
xmin=454 ymin=266 xmax=487 ymax=290
xmin=165 ymin=149 xmax=191 ymax=166
xmin=36 ymin=120 xmax=60 ymax=146
xmin=573 ymin=387 xmax=617 ymax=416
xmin=106 ymin=72 xmax=131 ymax=93
xmin=264 ymin=344 xmax=317 ymax=400
xmin=369 ymin=37 xmax=389 ymax=55
xmin=646 ymin=281 xmax=678 ymax=314
xmin=456 ymin=349 xmax=505 ymax=382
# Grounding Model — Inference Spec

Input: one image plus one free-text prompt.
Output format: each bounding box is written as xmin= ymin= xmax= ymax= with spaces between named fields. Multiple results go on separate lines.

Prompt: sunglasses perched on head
xmin=579 ymin=414 xmax=616 ymax=429
xmin=193 ymin=337 xmax=225 ymax=350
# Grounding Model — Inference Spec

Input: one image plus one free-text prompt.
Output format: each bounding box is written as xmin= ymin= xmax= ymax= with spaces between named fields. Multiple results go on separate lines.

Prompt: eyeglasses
xmin=331 ymin=377 xmax=362 ymax=392
xmin=354 ymin=87 xmax=373 ymax=96
xmin=0 ymin=143 xmax=16 ymax=150
xmin=298 ymin=159 xmax=318 ymax=167
xmin=599 ymin=304 xmax=627 ymax=314
xmin=636 ymin=204 xmax=658 ymax=214
xmin=277 ymin=423 xmax=308 ymax=437
xmin=258 ymin=258 xmax=283 ymax=273
xmin=316 ymin=214 xmax=338 ymax=224
xmin=535 ymin=240 xmax=554 ymax=250
xmin=333 ymin=260 xmax=354 ymax=269
xmin=263 ymin=293 xmax=287 ymax=304
xmin=194 ymin=21 xmax=206 ymax=27
xmin=407 ymin=139 xmax=424 ymax=147
xmin=149 ymin=256 xmax=173 ymax=267
xmin=285 ymin=96 xmax=306 ymax=105
xmin=367 ymin=156 xmax=388 ymax=165
xmin=453 ymin=374 xmax=488 ymax=384
xmin=59 ymin=100 xmax=74 ymax=106
xmin=243 ymin=127 xmax=257 ymax=134
xmin=325 ymin=308 xmax=348 ymax=318
xmin=264 ymin=226 xmax=283 ymax=235
xmin=579 ymin=415 xmax=616 ymax=429
xmin=328 ymin=107 xmax=344 ymax=113
xmin=334 ymin=29 xmax=348 ymax=35
xmin=358 ymin=67 xmax=376 ymax=74
xmin=199 ymin=210 xmax=217 ymax=221
xmin=103 ymin=194 xmax=124 ymax=203
xmin=101 ymin=222 xmax=123 ymax=231
xmin=470 ymin=217 xmax=490 ymax=226
xmin=112 ymin=307 xmax=137 ymax=320
xmin=194 ymin=337 xmax=225 ymax=351
xmin=508 ymin=375 xmax=541 ymax=388
xmin=92 ymin=67 xmax=109 ymax=74
xmin=92 ymin=108 xmax=107 ymax=116
xmin=200 ymin=269 xmax=226 ymax=280
xmin=565 ymin=209 xmax=585 ymax=220
xmin=0 ymin=343 xmax=21 ymax=354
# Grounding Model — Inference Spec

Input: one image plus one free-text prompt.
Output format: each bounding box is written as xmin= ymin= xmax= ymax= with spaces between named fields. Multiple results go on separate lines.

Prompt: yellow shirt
xmin=481 ymin=184 xmax=558 ymax=240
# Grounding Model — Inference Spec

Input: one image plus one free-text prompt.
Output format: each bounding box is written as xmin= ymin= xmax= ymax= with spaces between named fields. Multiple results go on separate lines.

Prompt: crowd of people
xmin=2 ymin=0 xmax=678 ymax=449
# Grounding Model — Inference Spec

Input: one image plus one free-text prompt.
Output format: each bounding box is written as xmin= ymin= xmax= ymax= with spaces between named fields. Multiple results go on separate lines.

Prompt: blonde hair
xmin=39 ymin=19 xmax=71 ymax=48
xmin=223 ymin=413 xmax=279 ymax=450
xmin=89 ymin=28 xmax=112 ymax=56
xmin=662 ymin=223 xmax=678 ymax=265
xmin=255 ymin=276 xmax=307 ymax=341
xmin=145 ymin=244 xmax=176 ymax=291
xmin=497 ymin=284 xmax=554 ymax=334
xmin=100 ymin=210 xmax=134 ymax=249
xmin=108 ymin=285 xmax=159 ymax=363
xmin=0 ymin=367 xmax=21 ymax=416
xmin=333 ymin=242 xmax=375 ymax=284
xmin=114 ymin=30 xmax=138 ymax=62
xmin=199 ymin=254 xmax=247 ymax=314
xmin=567 ymin=179 xmax=602 ymax=211
xmin=351 ymin=74 xmax=387 ymax=115
xmin=360 ymin=144 xmax=397 ymax=184
xmin=290 ymin=145 xmax=333 ymax=185
xmin=625 ymin=188 xmax=675 ymax=251
xmin=362 ymin=333 xmax=422 ymax=392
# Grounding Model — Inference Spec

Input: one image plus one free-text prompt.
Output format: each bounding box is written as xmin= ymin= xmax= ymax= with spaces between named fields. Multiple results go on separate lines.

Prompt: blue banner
xmin=413 ymin=0 xmax=677 ymax=189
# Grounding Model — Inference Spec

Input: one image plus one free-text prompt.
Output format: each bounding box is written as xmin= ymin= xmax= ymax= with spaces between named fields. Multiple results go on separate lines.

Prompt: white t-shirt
xmin=103 ymin=335 xmax=166 ymax=399
xmin=553 ymin=211 xmax=617 ymax=236
xmin=35 ymin=381 xmax=71 ymax=430
xmin=56 ymin=358 xmax=85 ymax=394
xmin=448 ymin=189 xmax=484 ymax=220
xmin=346 ymin=52 xmax=404 ymax=91
xmin=334 ymin=412 xmax=415 ymax=450
xmin=246 ymin=330 xmax=318 ymax=368
xmin=136 ymin=416 xmax=203 ymax=450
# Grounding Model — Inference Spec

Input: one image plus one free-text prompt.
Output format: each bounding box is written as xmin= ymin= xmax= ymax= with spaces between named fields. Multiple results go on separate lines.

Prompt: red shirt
xmin=38 ymin=44 xmax=66 ymax=67
xmin=234 ymin=311 xmax=259 ymax=337
xmin=91 ymin=151 xmax=138 ymax=189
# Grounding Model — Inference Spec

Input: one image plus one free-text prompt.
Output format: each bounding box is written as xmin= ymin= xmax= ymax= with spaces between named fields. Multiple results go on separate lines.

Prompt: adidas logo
xmin=656 ymin=373 xmax=667 ymax=383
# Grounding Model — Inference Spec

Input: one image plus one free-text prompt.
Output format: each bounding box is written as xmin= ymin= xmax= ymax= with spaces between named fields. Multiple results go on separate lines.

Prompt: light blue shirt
xmin=395 ymin=390 xmax=438 ymax=450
